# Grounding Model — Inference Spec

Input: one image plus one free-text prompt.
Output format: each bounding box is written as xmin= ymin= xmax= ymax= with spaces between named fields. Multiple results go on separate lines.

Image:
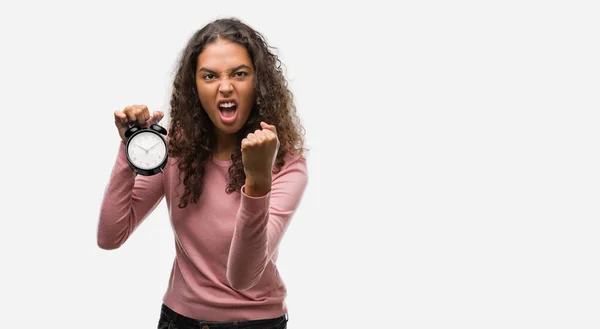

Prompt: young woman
xmin=98 ymin=17 xmax=307 ymax=329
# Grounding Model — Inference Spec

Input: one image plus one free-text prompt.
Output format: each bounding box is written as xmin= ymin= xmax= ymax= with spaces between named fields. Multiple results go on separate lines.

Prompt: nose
xmin=218 ymin=80 xmax=233 ymax=94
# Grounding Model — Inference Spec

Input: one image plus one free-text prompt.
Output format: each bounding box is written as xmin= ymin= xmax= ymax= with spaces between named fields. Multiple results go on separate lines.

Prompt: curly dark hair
xmin=167 ymin=17 xmax=306 ymax=209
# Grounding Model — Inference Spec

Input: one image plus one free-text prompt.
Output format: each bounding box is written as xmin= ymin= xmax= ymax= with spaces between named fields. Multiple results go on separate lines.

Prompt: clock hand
xmin=135 ymin=144 xmax=148 ymax=152
xmin=148 ymin=142 xmax=160 ymax=151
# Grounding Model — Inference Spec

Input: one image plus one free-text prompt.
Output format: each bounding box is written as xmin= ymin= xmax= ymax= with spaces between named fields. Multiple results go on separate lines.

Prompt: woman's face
xmin=195 ymin=38 xmax=256 ymax=136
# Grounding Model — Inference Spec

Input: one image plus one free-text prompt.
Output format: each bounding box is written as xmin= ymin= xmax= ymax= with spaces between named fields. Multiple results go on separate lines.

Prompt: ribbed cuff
xmin=239 ymin=185 xmax=270 ymax=217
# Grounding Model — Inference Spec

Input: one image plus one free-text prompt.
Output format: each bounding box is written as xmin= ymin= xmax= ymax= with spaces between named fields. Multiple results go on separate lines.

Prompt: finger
xmin=114 ymin=111 xmax=128 ymax=126
xmin=241 ymin=138 xmax=250 ymax=150
xmin=262 ymin=129 xmax=275 ymax=140
xmin=138 ymin=106 xmax=151 ymax=126
xmin=123 ymin=105 xmax=137 ymax=123
xmin=253 ymin=130 xmax=266 ymax=142
xmin=138 ymin=105 xmax=150 ymax=124
xmin=246 ymin=133 xmax=257 ymax=142
xmin=260 ymin=121 xmax=277 ymax=134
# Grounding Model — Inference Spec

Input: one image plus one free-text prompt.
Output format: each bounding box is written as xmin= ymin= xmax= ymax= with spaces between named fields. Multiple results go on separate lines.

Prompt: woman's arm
xmin=226 ymin=154 xmax=308 ymax=290
xmin=97 ymin=142 xmax=165 ymax=250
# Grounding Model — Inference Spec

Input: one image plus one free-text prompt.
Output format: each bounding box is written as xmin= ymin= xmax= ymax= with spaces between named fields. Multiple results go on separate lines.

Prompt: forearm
xmin=97 ymin=152 xmax=138 ymax=249
xmin=226 ymin=185 xmax=271 ymax=290
xmin=97 ymin=143 xmax=163 ymax=249
xmin=226 ymin=155 xmax=308 ymax=291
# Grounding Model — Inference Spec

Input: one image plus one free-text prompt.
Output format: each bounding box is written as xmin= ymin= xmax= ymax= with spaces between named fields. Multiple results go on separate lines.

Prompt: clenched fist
xmin=241 ymin=122 xmax=280 ymax=195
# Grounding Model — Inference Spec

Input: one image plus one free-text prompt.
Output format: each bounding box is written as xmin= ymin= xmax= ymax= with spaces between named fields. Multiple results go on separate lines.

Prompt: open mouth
xmin=218 ymin=100 xmax=237 ymax=118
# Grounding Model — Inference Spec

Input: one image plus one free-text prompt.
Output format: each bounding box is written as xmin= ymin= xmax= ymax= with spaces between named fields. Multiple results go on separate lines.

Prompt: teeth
xmin=219 ymin=102 xmax=236 ymax=108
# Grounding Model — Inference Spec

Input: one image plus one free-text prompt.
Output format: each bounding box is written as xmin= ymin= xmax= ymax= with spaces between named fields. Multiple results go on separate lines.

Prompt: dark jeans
xmin=157 ymin=304 xmax=288 ymax=329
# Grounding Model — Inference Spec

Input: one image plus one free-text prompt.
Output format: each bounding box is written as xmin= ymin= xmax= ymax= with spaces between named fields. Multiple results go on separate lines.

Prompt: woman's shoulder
xmin=274 ymin=148 xmax=308 ymax=177
xmin=284 ymin=145 xmax=307 ymax=163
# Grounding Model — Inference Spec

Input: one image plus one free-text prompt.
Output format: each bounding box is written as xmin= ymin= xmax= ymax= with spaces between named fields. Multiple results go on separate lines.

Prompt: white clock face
xmin=127 ymin=131 xmax=167 ymax=170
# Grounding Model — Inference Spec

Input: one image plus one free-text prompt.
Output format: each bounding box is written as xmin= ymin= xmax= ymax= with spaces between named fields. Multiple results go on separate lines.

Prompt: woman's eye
xmin=234 ymin=71 xmax=248 ymax=77
xmin=203 ymin=74 xmax=215 ymax=80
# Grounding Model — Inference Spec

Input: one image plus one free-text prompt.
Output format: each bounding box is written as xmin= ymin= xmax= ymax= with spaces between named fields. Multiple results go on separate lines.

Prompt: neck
xmin=213 ymin=130 xmax=237 ymax=161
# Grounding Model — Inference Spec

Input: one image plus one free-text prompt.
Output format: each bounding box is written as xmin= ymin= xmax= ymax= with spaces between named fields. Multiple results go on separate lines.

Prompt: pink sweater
xmin=97 ymin=141 xmax=308 ymax=321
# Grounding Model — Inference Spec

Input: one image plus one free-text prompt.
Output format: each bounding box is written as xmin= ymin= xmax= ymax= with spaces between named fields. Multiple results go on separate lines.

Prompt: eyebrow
xmin=198 ymin=64 xmax=252 ymax=74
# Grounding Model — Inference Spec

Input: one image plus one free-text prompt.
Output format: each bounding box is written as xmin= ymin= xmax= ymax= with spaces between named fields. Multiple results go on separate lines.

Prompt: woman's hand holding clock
xmin=114 ymin=105 xmax=164 ymax=143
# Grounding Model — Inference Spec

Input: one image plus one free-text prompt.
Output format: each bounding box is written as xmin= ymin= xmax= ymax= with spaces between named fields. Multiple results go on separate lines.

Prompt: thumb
xmin=260 ymin=121 xmax=277 ymax=133
xmin=147 ymin=111 xmax=164 ymax=126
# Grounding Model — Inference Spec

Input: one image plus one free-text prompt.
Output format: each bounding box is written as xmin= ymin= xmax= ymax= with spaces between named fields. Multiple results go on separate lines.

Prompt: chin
xmin=211 ymin=118 xmax=242 ymax=134
xmin=217 ymin=125 xmax=242 ymax=135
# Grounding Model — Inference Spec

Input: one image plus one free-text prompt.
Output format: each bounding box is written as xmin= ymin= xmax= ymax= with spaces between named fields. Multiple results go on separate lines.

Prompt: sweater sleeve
xmin=226 ymin=154 xmax=308 ymax=291
xmin=97 ymin=142 xmax=165 ymax=250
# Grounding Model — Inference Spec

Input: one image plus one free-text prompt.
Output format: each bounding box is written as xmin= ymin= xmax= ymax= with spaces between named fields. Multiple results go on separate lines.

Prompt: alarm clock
xmin=124 ymin=123 xmax=168 ymax=176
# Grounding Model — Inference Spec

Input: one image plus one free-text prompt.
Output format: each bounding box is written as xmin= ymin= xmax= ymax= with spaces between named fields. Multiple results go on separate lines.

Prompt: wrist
xmin=244 ymin=175 xmax=272 ymax=197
